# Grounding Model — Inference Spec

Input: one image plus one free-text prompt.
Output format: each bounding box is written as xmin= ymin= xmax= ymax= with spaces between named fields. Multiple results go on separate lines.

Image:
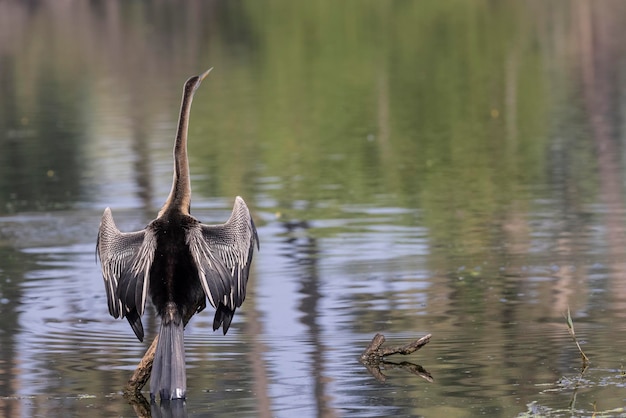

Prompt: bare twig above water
xmin=565 ymin=306 xmax=590 ymax=368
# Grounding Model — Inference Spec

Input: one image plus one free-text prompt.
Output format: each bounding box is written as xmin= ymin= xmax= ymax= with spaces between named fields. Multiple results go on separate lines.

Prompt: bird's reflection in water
xmin=125 ymin=393 xmax=189 ymax=418
xmin=152 ymin=399 xmax=188 ymax=418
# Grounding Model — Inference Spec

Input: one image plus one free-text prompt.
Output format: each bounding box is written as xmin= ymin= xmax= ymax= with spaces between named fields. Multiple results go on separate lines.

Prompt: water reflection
xmin=283 ymin=219 xmax=337 ymax=417
xmin=125 ymin=394 xmax=187 ymax=418
xmin=0 ymin=70 xmax=86 ymax=212
xmin=0 ymin=245 xmax=27 ymax=418
xmin=151 ymin=399 xmax=187 ymax=418
xmin=363 ymin=361 xmax=433 ymax=385
xmin=1 ymin=0 xmax=626 ymax=417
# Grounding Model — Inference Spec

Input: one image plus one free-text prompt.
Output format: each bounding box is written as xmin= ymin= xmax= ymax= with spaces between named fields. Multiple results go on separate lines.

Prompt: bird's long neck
xmin=159 ymin=85 xmax=195 ymax=217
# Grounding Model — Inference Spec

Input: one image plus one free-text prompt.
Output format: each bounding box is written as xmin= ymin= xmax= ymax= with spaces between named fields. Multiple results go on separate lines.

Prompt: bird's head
xmin=185 ymin=67 xmax=213 ymax=95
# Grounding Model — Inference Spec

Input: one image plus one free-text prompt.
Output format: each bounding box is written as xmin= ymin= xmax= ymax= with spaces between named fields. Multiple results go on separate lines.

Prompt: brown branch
xmin=360 ymin=333 xmax=386 ymax=360
xmin=360 ymin=333 xmax=432 ymax=364
xmin=360 ymin=333 xmax=433 ymax=383
xmin=124 ymin=335 xmax=159 ymax=397
xmin=123 ymin=389 xmax=151 ymax=418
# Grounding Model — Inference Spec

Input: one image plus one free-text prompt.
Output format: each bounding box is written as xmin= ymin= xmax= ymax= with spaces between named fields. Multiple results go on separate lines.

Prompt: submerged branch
xmin=360 ymin=333 xmax=432 ymax=364
xmin=124 ymin=336 xmax=159 ymax=397
xmin=363 ymin=360 xmax=433 ymax=383
xmin=360 ymin=333 xmax=433 ymax=382
xmin=123 ymin=388 xmax=151 ymax=418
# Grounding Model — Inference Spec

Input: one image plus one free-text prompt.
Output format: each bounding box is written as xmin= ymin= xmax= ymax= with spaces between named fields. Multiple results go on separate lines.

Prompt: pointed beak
xmin=198 ymin=68 xmax=213 ymax=83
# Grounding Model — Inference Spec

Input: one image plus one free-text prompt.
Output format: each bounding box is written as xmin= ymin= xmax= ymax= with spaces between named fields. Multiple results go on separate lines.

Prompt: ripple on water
xmin=5 ymin=194 xmax=626 ymax=418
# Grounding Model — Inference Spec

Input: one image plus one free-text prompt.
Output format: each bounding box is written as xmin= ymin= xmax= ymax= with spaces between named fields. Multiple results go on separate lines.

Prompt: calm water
xmin=2 ymin=1 xmax=626 ymax=417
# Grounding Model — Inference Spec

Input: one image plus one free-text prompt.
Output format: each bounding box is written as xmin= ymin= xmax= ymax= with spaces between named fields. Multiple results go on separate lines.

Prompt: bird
xmin=96 ymin=68 xmax=258 ymax=401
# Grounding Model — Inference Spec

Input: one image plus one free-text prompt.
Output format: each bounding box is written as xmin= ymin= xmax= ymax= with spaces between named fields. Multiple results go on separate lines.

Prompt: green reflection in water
xmin=0 ymin=65 xmax=87 ymax=212
xmin=187 ymin=0 xmax=581 ymax=256
xmin=0 ymin=1 xmax=623 ymax=416
xmin=0 ymin=0 xmax=589 ymax=226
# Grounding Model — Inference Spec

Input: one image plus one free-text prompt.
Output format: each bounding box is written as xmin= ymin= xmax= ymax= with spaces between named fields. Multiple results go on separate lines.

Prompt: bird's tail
xmin=150 ymin=303 xmax=186 ymax=400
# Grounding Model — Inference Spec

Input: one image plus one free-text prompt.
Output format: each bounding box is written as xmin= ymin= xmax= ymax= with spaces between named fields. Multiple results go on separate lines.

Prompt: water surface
xmin=2 ymin=1 xmax=626 ymax=417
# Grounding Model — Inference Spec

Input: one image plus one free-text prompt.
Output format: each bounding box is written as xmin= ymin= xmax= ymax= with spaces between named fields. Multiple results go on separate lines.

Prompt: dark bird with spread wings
xmin=96 ymin=69 xmax=258 ymax=401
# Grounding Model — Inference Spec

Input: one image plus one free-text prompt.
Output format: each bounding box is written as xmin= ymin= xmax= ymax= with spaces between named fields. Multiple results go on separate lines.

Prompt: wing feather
xmin=186 ymin=196 xmax=258 ymax=333
xmin=96 ymin=208 xmax=156 ymax=341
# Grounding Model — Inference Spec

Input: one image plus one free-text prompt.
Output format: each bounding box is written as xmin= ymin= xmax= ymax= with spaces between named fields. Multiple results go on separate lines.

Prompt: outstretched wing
xmin=186 ymin=196 xmax=259 ymax=334
xmin=96 ymin=207 xmax=156 ymax=341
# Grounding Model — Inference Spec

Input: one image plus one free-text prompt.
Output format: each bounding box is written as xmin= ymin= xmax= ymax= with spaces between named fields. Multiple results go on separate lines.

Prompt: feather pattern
xmin=187 ymin=196 xmax=258 ymax=333
xmin=96 ymin=207 xmax=156 ymax=341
